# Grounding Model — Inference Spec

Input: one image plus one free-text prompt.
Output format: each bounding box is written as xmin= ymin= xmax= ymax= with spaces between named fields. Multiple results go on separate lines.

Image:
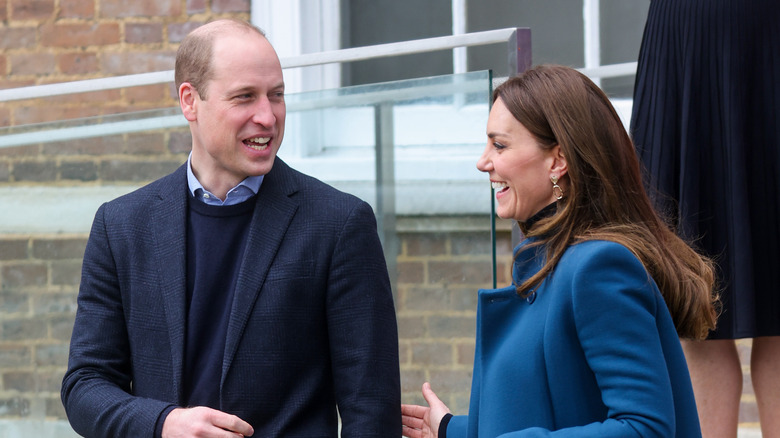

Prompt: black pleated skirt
xmin=631 ymin=0 xmax=780 ymax=339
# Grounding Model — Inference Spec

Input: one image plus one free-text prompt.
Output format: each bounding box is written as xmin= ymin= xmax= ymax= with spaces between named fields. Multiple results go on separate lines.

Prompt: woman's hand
xmin=401 ymin=382 xmax=452 ymax=438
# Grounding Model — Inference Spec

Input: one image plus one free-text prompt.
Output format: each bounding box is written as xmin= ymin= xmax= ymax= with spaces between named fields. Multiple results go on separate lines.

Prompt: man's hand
xmin=401 ymin=382 xmax=451 ymax=438
xmin=162 ymin=406 xmax=254 ymax=438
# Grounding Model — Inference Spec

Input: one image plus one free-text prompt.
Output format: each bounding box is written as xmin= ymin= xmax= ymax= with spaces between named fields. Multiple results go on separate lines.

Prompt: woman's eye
xmin=493 ymin=141 xmax=506 ymax=150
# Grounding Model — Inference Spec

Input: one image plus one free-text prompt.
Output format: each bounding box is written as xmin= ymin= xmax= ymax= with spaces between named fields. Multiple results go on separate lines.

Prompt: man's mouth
xmin=244 ymin=137 xmax=271 ymax=150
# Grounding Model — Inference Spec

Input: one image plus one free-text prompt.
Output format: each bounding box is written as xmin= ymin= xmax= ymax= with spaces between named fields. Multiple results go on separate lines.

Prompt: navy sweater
xmin=183 ymin=194 xmax=256 ymax=407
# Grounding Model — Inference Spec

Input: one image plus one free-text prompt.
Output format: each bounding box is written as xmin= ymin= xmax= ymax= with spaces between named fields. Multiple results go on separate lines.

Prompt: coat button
xmin=526 ymin=291 xmax=537 ymax=304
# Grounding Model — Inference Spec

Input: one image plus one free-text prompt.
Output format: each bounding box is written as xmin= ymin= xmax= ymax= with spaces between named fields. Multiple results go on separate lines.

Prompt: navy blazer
xmin=447 ymin=240 xmax=701 ymax=437
xmin=62 ymin=159 xmax=401 ymax=437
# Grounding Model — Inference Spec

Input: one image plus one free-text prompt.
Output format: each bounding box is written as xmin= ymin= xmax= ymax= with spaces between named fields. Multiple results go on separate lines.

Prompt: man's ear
xmin=179 ymin=83 xmax=198 ymax=122
xmin=550 ymin=144 xmax=568 ymax=178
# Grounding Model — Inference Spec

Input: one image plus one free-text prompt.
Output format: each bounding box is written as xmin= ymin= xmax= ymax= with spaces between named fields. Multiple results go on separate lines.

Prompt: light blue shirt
xmin=186 ymin=153 xmax=264 ymax=206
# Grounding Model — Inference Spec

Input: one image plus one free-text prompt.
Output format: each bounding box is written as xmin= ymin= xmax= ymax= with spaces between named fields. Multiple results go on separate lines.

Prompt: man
xmin=61 ymin=19 xmax=401 ymax=437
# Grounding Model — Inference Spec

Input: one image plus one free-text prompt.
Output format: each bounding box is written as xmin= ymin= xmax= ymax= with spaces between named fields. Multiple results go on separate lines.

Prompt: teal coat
xmin=447 ymin=240 xmax=701 ymax=437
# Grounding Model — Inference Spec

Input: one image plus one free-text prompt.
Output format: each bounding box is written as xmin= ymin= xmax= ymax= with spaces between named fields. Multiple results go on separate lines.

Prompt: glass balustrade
xmin=0 ymin=69 xmax=507 ymax=437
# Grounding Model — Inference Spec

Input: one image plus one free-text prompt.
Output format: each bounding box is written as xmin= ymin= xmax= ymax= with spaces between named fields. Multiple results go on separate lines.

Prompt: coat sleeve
xmin=493 ymin=242 xmax=684 ymax=438
xmin=445 ymin=415 xmax=470 ymax=438
xmin=325 ymin=200 xmax=402 ymax=437
xmin=61 ymin=204 xmax=174 ymax=438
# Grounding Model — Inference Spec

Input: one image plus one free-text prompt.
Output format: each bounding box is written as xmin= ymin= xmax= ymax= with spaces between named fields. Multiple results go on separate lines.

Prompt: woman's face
xmin=477 ymin=97 xmax=561 ymax=222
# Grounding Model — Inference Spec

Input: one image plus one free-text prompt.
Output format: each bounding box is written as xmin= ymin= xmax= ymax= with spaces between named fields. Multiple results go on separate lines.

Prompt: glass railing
xmin=0 ymin=69 xmax=497 ymax=437
xmin=0 ymin=69 xmax=496 ymax=279
xmin=283 ymin=70 xmax=497 ymax=296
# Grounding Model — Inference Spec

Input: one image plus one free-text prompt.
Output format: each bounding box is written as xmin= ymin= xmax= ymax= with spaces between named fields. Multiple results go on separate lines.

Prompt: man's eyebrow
xmin=227 ymin=86 xmax=256 ymax=95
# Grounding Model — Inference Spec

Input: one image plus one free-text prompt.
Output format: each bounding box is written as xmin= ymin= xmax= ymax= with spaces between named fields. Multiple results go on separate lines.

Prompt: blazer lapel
xmin=222 ymin=160 xmax=299 ymax=380
xmin=151 ymin=165 xmax=189 ymax=403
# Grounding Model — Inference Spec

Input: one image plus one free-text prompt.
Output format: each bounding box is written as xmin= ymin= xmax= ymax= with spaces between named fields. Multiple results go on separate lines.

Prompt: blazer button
xmin=526 ymin=291 xmax=537 ymax=304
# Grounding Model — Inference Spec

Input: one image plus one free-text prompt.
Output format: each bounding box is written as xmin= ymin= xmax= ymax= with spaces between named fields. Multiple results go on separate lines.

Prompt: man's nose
xmin=252 ymin=97 xmax=276 ymax=126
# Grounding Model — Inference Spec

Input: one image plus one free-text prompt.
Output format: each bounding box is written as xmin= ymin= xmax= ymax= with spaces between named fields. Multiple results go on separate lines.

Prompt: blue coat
xmin=61 ymin=159 xmax=401 ymax=437
xmin=447 ymin=240 xmax=701 ymax=437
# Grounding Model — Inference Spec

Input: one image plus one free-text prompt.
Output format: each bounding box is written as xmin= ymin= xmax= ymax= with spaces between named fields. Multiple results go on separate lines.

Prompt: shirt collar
xmin=186 ymin=153 xmax=264 ymax=205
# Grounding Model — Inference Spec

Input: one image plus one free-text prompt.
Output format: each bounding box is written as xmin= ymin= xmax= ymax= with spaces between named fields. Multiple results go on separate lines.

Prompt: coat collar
xmin=221 ymin=159 xmax=299 ymax=380
xmin=151 ymin=164 xmax=189 ymax=401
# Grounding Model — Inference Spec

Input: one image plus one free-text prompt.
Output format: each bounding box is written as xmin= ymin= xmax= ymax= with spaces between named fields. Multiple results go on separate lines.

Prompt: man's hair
xmin=174 ymin=19 xmax=266 ymax=100
xmin=498 ymin=64 xmax=719 ymax=340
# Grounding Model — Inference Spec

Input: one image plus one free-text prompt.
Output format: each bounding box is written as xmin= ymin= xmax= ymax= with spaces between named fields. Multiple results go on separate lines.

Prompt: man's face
xmin=182 ymin=31 xmax=286 ymax=196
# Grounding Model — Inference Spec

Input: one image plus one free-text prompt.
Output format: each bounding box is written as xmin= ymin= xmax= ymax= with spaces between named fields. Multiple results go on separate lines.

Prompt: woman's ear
xmin=550 ymin=144 xmax=568 ymax=178
xmin=179 ymin=83 xmax=198 ymax=122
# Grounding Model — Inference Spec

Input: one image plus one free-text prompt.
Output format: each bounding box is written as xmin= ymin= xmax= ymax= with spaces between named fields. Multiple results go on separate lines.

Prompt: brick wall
xmin=0 ymin=0 xmax=249 ymax=187
xmin=0 ymin=230 xmax=763 ymax=429
xmin=396 ymin=229 xmax=514 ymax=411
xmin=0 ymin=235 xmax=85 ymax=420
xmin=1 ymin=0 xmax=251 ymax=128
xmin=0 ymin=228 xmax=516 ymax=422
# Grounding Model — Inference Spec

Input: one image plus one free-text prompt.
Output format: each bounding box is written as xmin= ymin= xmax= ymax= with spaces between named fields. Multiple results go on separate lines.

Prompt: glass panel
xmin=282 ymin=70 xmax=497 ymax=297
xmin=0 ymin=69 xmax=497 ymax=288
xmin=0 ymin=70 xmax=496 ymax=428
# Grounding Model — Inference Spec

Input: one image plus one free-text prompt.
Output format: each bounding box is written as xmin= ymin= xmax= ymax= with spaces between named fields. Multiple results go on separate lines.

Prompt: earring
xmin=551 ymin=175 xmax=563 ymax=200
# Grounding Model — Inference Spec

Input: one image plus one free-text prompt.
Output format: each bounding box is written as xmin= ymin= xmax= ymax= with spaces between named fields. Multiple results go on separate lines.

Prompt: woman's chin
xmin=495 ymin=210 xmax=517 ymax=221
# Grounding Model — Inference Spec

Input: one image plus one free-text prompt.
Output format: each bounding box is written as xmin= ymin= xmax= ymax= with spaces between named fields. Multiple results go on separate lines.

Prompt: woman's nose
xmin=476 ymin=145 xmax=492 ymax=172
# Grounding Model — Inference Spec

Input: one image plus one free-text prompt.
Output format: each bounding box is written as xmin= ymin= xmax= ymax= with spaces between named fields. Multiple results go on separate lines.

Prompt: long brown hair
xmin=499 ymin=65 xmax=718 ymax=340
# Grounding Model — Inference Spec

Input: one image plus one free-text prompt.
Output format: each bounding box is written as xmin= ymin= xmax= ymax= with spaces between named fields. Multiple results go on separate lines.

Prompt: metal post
xmin=497 ymin=28 xmax=532 ymax=287
xmin=507 ymin=27 xmax=532 ymax=77
xmin=374 ymin=102 xmax=398 ymax=305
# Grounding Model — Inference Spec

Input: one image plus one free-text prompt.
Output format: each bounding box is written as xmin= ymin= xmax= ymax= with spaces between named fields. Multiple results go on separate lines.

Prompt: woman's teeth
xmin=491 ymin=181 xmax=508 ymax=190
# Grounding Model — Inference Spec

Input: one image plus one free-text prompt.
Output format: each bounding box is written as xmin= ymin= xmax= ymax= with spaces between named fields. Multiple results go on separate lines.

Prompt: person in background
xmin=61 ymin=19 xmax=401 ymax=438
xmin=401 ymin=64 xmax=718 ymax=437
xmin=631 ymin=1 xmax=780 ymax=437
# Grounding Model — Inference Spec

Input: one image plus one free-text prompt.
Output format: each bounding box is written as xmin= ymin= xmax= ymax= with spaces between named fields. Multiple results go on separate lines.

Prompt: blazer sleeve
xmin=61 ymin=204 xmax=174 ymax=438
xmin=325 ymin=200 xmax=402 ymax=437
xmin=492 ymin=242 xmax=681 ymax=438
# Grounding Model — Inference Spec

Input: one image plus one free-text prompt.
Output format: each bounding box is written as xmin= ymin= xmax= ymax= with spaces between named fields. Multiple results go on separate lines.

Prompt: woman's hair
xmin=174 ymin=19 xmax=266 ymax=100
xmin=499 ymin=65 xmax=718 ymax=340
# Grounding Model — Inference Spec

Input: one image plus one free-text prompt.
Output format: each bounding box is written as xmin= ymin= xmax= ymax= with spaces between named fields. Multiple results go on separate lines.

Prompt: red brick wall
xmin=0 ymin=0 xmax=251 ymax=128
xmin=0 ymin=228 xmax=515 ymax=421
xmin=0 ymin=0 xmax=248 ymax=187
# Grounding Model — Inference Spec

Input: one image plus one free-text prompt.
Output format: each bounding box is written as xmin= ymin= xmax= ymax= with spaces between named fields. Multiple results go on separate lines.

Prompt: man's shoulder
xmin=101 ymin=164 xmax=186 ymax=213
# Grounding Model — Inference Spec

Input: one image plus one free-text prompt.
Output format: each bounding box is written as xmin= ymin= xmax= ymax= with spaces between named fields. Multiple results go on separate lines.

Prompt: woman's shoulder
xmin=556 ymin=239 xmax=652 ymax=285
xmin=551 ymin=240 xmax=661 ymax=321
xmin=562 ymin=239 xmax=640 ymax=265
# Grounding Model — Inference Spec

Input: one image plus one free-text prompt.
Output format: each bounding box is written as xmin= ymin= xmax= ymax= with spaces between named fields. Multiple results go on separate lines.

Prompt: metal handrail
xmin=0 ymin=74 xmax=490 ymax=148
xmin=0 ymin=27 xmax=636 ymax=103
xmin=0 ymin=28 xmax=520 ymax=103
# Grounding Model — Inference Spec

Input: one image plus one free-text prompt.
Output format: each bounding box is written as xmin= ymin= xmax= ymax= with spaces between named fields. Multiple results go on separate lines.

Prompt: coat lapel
xmin=151 ymin=165 xmax=189 ymax=403
xmin=222 ymin=160 xmax=299 ymax=381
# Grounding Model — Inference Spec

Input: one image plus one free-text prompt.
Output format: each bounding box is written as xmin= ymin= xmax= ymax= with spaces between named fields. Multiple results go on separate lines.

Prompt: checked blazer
xmin=62 ymin=158 xmax=401 ymax=437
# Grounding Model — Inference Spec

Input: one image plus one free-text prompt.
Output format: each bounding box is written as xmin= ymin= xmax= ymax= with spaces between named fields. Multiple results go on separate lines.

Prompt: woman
xmin=401 ymin=65 xmax=719 ymax=437
xmin=631 ymin=1 xmax=780 ymax=436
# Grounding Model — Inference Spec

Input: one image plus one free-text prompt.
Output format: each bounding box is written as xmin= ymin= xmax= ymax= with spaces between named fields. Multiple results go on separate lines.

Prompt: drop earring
xmin=551 ymin=175 xmax=563 ymax=200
